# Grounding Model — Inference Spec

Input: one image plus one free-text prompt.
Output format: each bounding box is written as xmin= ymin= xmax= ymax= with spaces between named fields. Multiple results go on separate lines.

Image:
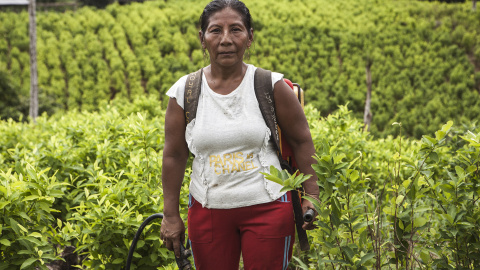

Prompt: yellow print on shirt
xmin=209 ymin=152 xmax=258 ymax=175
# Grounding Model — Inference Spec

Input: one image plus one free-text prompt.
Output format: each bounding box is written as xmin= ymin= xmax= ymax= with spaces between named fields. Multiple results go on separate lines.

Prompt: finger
xmin=173 ymin=239 xmax=181 ymax=258
xmin=165 ymin=239 xmax=173 ymax=251
xmin=302 ymin=221 xmax=317 ymax=230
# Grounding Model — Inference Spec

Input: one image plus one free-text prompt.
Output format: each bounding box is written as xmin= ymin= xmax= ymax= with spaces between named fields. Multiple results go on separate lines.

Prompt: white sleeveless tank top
xmin=166 ymin=64 xmax=286 ymax=209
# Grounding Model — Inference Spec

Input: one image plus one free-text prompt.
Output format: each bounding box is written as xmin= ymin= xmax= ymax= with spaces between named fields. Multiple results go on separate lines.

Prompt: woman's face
xmin=200 ymin=7 xmax=253 ymax=68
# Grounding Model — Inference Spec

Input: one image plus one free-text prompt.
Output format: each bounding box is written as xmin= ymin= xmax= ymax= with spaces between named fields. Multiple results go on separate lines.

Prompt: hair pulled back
xmin=200 ymin=0 xmax=253 ymax=36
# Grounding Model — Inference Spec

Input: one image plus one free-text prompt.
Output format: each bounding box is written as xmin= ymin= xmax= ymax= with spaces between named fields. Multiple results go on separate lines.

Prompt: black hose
xmin=303 ymin=209 xmax=315 ymax=223
xmin=125 ymin=213 xmax=164 ymax=270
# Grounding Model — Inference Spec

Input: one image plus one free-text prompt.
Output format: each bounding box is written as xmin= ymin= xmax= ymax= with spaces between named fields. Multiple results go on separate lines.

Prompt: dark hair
xmin=199 ymin=0 xmax=253 ymax=36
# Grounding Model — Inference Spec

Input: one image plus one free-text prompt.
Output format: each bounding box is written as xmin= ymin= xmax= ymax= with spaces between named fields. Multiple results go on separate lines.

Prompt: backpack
xmin=184 ymin=68 xmax=310 ymax=251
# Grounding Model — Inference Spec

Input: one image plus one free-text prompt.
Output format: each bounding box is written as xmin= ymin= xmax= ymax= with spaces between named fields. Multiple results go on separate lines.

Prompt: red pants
xmin=187 ymin=192 xmax=295 ymax=270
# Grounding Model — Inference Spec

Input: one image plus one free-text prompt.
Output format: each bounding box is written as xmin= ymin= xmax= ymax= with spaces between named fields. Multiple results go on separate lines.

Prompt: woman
xmin=160 ymin=0 xmax=319 ymax=269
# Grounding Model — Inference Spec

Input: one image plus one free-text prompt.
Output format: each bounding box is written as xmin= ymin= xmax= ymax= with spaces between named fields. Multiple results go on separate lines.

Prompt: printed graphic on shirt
xmin=209 ymin=152 xmax=258 ymax=175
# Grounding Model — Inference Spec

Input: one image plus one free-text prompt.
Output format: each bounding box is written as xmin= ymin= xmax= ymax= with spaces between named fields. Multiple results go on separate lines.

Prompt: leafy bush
xmin=1 ymin=98 xmax=479 ymax=269
xmin=0 ymin=100 xmax=181 ymax=269
xmin=1 ymin=0 xmax=479 ymax=137
xmin=269 ymin=106 xmax=480 ymax=269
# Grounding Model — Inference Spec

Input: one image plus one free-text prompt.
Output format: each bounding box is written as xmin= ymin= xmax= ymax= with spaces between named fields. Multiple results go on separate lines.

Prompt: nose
xmin=220 ymin=29 xmax=232 ymax=46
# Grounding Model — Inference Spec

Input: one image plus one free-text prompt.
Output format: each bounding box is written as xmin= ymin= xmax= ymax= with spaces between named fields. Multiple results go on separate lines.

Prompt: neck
xmin=208 ymin=62 xmax=247 ymax=81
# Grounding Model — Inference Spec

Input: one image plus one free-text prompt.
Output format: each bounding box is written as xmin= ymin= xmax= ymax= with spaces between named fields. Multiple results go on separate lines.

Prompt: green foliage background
xmin=0 ymin=0 xmax=479 ymax=137
xmin=1 ymin=1 xmax=480 ymax=268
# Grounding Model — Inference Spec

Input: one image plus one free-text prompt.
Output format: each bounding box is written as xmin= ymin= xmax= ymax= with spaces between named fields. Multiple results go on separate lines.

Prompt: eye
xmin=210 ymin=28 xmax=221 ymax=33
xmin=232 ymin=27 xmax=242 ymax=32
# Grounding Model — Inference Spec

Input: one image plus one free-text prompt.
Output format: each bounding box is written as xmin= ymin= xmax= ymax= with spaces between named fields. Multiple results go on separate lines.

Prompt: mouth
xmin=219 ymin=51 xmax=235 ymax=55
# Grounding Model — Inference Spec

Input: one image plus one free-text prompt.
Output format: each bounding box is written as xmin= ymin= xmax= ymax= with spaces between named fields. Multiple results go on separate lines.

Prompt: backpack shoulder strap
xmin=184 ymin=69 xmax=203 ymax=124
xmin=254 ymin=68 xmax=292 ymax=171
xmin=254 ymin=68 xmax=281 ymax=155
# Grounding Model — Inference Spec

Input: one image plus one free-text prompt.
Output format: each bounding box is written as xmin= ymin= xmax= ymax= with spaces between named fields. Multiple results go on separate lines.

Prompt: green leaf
xmin=414 ymin=217 xmax=427 ymax=227
xmin=41 ymin=254 xmax=57 ymax=260
xmin=422 ymin=135 xmax=437 ymax=147
xmin=292 ymin=256 xmax=309 ymax=268
xmin=0 ymin=239 xmax=11 ymax=246
xmin=347 ymin=154 xmax=361 ymax=169
xmin=23 ymin=236 xmax=43 ymax=246
xmin=395 ymin=195 xmax=404 ymax=205
xmin=329 ymin=247 xmax=339 ymax=255
xmin=150 ymin=252 xmax=158 ymax=262
xmin=349 ymin=170 xmax=360 ymax=182
xmin=0 ymin=201 xmax=9 ymax=210
xmin=341 ymin=246 xmax=355 ymax=260
xmin=443 ymin=214 xmax=454 ymax=225
xmin=18 ymin=212 xmax=31 ymax=221
xmin=20 ymin=258 xmax=37 ymax=269
xmin=455 ymin=166 xmax=465 ymax=180
xmin=435 ymin=130 xmax=446 ymax=141
xmin=303 ymin=196 xmax=321 ymax=213
xmin=333 ymin=153 xmax=346 ymax=164
xmin=359 ymin=253 xmax=376 ymax=265
xmin=261 ymin=166 xmax=285 ymax=186
xmin=112 ymin=258 xmax=123 ymax=264
xmin=429 ymin=152 xmax=439 ymax=163
xmin=9 ymin=218 xmax=21 ymax=235
xmin=457 ymin=222 xmax=474 ymax=229
xmin=48 ymin=190 xmax=65 ymax=197
xmin=29 ymin=232 xmax=43 ymax=238
xmin=145 ymin=234 xmax=160 ymax=241
xmin=441 ymin=121 xmax=453 ymax=133
xmin=414 ymin=206 xmax=431 ymax=213
xmin=261 ymin=172 xmax=283 ymax=186
xmin=420 ymin=251 xmax=431 ymax=263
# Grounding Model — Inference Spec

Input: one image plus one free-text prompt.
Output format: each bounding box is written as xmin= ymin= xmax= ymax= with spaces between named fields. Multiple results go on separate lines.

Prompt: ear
xmin=247 ymin=28 xmax=254 ymax=47
xmin=199 ymin=30 xmax=206 ymax=49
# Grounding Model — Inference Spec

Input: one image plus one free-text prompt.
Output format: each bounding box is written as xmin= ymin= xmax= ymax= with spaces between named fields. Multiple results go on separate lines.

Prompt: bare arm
xmin=273 ymin=79 xmax=320 ymax=229
xmin=160 ymin=97 xmax=190 ymax=257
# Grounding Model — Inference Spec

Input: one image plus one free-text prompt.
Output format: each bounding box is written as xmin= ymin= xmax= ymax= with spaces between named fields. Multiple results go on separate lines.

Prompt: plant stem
xmin=363 ymin=193 xmax=379 ymax=269
xmin=376 ymin=180 xmax=387 ymax=269
xmin=455 ymin=235 xmax=460 ymax=269
xmin=327 ymin=253 xmax=336 ymax=270
xmin=409 ymin=204 xmax=415 ymax=270
xmin=329 ymin=215 xmax=347 ymax=269
xmin=143 ymin=133 xmax=150 ymax=183
xmin=1 ymin=208 xmax=5 ymax=238
xmin=465 ymin=240 xmax=472 ymax=269
xmin=346 ymin=192 xmax=355 ymax=244
xmin=392 ymin=167 xmax=399 ymax=270
xmin=26 ymin=201 xmax=36 ymax=216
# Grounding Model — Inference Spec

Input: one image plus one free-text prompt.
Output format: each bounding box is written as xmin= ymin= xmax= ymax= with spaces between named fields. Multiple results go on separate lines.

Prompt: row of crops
xmin=0 ymin=0 xmax=479 ymax=137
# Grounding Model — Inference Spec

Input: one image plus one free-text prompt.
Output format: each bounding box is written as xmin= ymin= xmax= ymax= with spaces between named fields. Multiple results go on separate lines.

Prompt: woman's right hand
xmin=160 ymin=215 xmax=186 ymax=258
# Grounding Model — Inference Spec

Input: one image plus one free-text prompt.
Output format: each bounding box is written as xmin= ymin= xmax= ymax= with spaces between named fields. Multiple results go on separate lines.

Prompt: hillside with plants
xmin=0 ymin=0 xmax=479 ymax=137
